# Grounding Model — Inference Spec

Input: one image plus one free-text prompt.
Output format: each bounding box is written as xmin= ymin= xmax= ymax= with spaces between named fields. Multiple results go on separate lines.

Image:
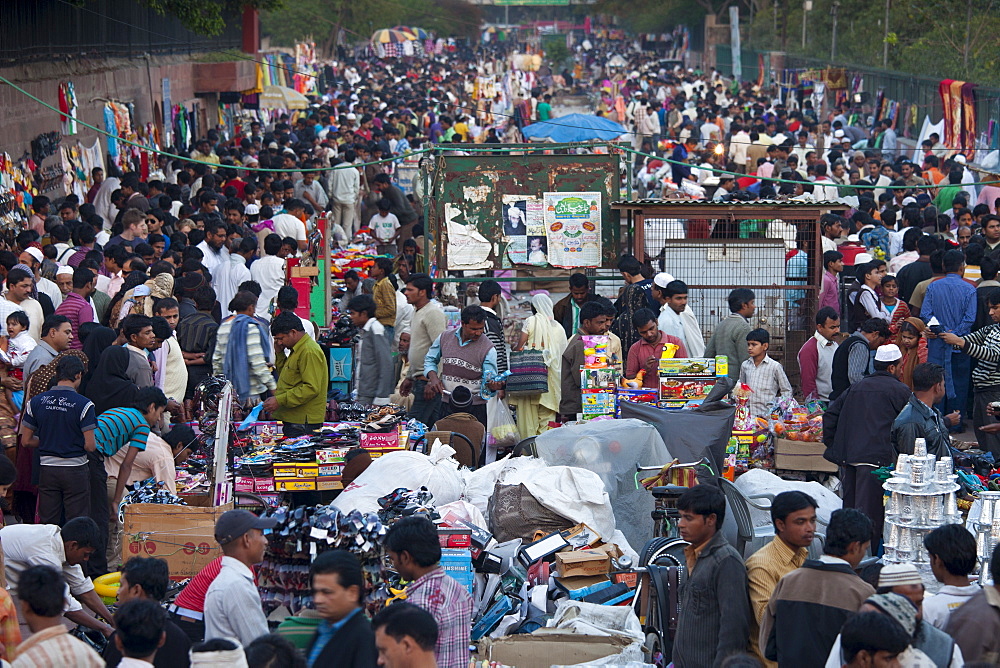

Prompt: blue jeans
xmin=407 ymin=378 xmax=441 ymax=427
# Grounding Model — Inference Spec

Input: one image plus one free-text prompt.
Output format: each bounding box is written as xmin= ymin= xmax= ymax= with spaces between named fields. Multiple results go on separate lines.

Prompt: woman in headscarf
xmin=510 ymin=293 xmax=569 ymax=437
xmin=80 ymin=326 xmax=119 ymax=395
xmin=110 ymin=271 xmax=174 ymax=330
xmin=104 ymin=270 xmax=148 ymax=328
xmin=84 ymin=347 xmax=139 ymax=415
xmin=896 ymin=317 xmax=928 ymax=390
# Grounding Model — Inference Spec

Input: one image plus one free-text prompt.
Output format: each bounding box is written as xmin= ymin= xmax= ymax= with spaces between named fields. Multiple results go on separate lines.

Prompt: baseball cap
xmin=916 ymin=193 xmax=932 ymax=205
xmin=214 ymin=509 xmax=277 ymax=545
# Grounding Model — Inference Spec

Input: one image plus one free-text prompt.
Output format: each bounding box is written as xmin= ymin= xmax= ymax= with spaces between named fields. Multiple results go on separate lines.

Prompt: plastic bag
xmin=332 ymin=445 xmax=464 ymax=514
xmin=487 ymin=396 xmax=520 ymax=448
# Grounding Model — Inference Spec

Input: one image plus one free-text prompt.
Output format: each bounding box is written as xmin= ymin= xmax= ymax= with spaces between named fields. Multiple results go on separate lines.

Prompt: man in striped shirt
xmin=385 ymin=517 xmax=472 ymax=668
xmin=90 ymin=387 xmax=167 ymax=577
xmin=942 ymin=288 xmax=1000 ymax=457
xmin=13 ymin=565 xmax=103 ymax=667
xmin=746 ymin=491 xmax=818 ymax=665
xmin=211 ymin=291 xmax=275 ymax=405
xmin=53 ymin=267 xmax=96 ymax=351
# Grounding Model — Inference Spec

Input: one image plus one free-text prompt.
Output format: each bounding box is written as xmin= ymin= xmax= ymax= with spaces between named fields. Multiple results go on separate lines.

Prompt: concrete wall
xmin=0 ymin=56 xmax=255 ymax=158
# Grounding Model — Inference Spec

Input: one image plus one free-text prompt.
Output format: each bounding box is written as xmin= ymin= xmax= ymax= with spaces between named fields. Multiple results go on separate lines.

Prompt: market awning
xmin=259 ymin=85 xmax=309 ymax=110
xmin=521 ymin=113 xmax=627 ymax=143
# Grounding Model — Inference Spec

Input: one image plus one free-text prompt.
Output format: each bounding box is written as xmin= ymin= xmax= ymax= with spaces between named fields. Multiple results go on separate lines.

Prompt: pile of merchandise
xmin=259 ymin=474 xmax=647 ymax=665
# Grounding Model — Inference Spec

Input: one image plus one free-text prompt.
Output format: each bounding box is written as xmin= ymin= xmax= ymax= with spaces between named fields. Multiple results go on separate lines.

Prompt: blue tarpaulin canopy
xmin=520 ymin=113 xmax=628 ymax=143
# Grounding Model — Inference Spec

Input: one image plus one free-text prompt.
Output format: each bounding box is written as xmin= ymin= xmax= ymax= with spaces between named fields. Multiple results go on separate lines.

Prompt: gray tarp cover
xmin=618 ymin=377 xmax=736 ymax=475
xmin=534 ymin=419 xmax=671 ymax=551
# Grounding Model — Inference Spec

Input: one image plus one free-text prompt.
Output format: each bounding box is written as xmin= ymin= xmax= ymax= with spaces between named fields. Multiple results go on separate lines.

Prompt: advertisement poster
xmin=502 ymin=195 xmax=547 ymax=265
xmin=543 ymin=192 xmax=602 ymax=267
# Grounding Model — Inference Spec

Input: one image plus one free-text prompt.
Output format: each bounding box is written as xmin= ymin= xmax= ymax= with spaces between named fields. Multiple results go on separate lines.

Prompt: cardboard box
xmin=659 ymin=377 xmax=717 ymax=401
xmin=773 ymin=438 xmax=838 ymax=473
xmin=581 ymin=367 xmax=620 ymax=389
xmin=316 ymin=477 xmax=343 ymax=491
xmin=477 ymin=632 xmax=631 ymax=668
xmin=122 ymin=503 xmax=233 ymax=578
xmin=556 ymin=549 xmax=612 ymax=578
xmin=234 ymin=476 xmax=255 ymax=493
xmin=254 ymin=477 xmax=276 ymax=493
xmin=553 ymin=574 xmax=610 ymax=596
xmin=658 ymin=357 xmax=723 ymax=376
xmin=316 ymin=448 xmax=349 ymax=464
xmin=273 ymin=464 xmax=298 ymax=479
xmin=581 ymin=390 xmax=615 ymax=415
xmin=518 ymin=532 xmax=569 ymax=568
xmin=361 ymin=431 xmax=399 ymax=449
xmin=290 ymin=265 xmax=319 ymax=277
xmin=318 ymin=463 xmax=343 ymax=477
xmin=276 ymin=478 xmax=317 ymax=492
xmin=235 ymin=476 xmax=275 ymax=494
xmin=295 ymin=464 xmax=319 ymax=478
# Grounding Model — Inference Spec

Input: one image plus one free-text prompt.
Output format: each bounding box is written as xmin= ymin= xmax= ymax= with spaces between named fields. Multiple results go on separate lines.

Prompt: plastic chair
xmin=718 ymin=478 xmax=775 ymax=558
xmin=413 ymin=431 xmax=478 ymax=468
xmin=512 ymin=436 xmax=537 ymax=458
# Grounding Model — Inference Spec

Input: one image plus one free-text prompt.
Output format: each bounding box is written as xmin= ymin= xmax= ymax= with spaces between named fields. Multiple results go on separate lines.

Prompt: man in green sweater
xmin=705 ymin=288 xmax=755 ymax=380
xmin=264 ymin=311 xmax=329 ymax=437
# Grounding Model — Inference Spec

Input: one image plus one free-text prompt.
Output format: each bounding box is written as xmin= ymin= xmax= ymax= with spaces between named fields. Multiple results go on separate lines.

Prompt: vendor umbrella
xmin=520 ymin=113 xmax=628 ymax=143
xmin=260 ymin=85 xmax=309 ymax=110
xmin=394 ymin=25 xmax=429 ymax=40
xmin=371 ymin=28 xmax=415 ymax=44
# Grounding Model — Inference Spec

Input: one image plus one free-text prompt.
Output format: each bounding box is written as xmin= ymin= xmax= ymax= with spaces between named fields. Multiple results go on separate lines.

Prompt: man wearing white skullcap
xmin=54 ymin=265 xmax=74 ymax=299
xmin=823 ymin=342 xmax=912 ymax=544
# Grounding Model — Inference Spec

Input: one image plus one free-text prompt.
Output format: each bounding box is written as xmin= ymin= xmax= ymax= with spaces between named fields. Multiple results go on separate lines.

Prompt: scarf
xmin=898 ymin=317 xmax=927 ymax=389
xmin=84 ymin=346 xmax=139 ymax=415
xmin=80 ymin=326 xmax=118 ymax=394
xmin=527 ymin=293 xmax=568 ymax=365
xmin=223 ymin=314 xmax=273 ymax=402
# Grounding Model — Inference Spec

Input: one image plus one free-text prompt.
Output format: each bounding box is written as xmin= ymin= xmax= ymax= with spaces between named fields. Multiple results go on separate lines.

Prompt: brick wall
xmin=0 ymin=57 xmax=255 ymax=157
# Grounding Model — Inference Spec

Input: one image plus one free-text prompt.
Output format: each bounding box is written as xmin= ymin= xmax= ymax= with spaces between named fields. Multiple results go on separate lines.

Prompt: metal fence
xmin=777 ymin=53 xmax=1000 ymax=143
xmin=613 ymin=201 xmax=843 ymax=391
xmin=0 ymin=0 xmax=242 ymax=65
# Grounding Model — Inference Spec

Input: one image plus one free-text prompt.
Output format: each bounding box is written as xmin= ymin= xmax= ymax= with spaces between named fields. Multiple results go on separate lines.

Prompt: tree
xmin=595 ymin=0 xmax=708 ymax=33
xmin=75 ymin=0 xmax=284 ymax=36
xmin=261 ymin=0 xmax=482 ymax=53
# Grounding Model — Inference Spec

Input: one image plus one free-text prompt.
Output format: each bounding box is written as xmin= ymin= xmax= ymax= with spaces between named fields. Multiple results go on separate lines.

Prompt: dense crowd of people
xmin=3 ymin=32 xmax=1000 ymax=668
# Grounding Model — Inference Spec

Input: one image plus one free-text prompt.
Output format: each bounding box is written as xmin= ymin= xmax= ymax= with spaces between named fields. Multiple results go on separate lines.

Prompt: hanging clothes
xmin=104 ymin=104 xmax=119 ymax=158
xmin=58 ymin=82 xmax=78 ymax=135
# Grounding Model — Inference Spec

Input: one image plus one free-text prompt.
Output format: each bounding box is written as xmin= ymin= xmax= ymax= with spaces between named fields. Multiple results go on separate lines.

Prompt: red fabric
xmin=797 ymin=336 xmax=819 ymax=399
xmin=173 ymin=556 xmax=223 ymax=612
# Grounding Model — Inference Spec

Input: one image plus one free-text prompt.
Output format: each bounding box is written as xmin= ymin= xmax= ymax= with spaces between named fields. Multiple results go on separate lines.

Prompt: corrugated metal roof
xmin=611 ymin=199 xmax=848 ymax=207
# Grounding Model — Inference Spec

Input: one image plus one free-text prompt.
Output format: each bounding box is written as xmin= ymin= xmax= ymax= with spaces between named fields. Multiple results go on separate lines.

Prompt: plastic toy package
xmin=765 ymin=395 xmax=825 ymax=442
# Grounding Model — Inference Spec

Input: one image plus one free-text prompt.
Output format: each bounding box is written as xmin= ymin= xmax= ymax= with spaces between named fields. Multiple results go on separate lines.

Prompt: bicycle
xmin=630 ymin=458 xmax=715 ymax=667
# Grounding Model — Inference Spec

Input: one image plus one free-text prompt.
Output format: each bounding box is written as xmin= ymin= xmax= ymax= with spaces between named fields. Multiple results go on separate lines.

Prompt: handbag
xmin=505 ymin=347 xmax=549 ymax=397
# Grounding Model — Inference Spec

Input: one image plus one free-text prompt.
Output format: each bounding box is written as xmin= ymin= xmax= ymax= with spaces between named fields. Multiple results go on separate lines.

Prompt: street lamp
xmin=802 ymin=0 xmax=812 ymax=49
xmin=831 ymin=0 xmax=840 ymax=60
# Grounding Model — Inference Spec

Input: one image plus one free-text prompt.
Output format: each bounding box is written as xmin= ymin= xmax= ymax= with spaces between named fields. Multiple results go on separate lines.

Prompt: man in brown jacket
xmin=760 ymin=508 xmax=875 ymax=667
xmin=946 ymin=542 xmax=1000 ymax=664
